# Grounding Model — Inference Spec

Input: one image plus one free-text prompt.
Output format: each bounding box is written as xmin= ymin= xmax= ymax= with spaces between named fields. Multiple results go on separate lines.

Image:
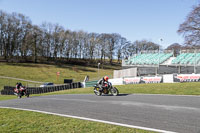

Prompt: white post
xmin=98 ymin=63 xmax=100 ymax=78
xmin=158 ymin=38 xmax=163 ymax=68
xmin=194 ymin=49 xmax=196 ymax=73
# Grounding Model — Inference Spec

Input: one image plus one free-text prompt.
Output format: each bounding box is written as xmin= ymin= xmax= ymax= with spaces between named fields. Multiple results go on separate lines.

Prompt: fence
xmin=113 ymin=68 xmax=137 ymax=78
xmin=85 ymin=80 xmax=98 ymax=87
xmin=1 ymin=82 xmax=82 ymax=95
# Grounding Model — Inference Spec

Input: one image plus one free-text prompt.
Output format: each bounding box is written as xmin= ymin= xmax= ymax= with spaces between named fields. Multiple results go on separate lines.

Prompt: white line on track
xmin=0 ymin=106 xmax=177 ymax=133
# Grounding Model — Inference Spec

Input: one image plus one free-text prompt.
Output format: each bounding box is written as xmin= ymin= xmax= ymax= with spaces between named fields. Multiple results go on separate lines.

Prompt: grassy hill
xmin=0 ymin=62 xmax=120 ymax=89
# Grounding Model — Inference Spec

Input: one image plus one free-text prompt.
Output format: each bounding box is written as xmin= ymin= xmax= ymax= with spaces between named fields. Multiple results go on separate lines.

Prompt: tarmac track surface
xmin=0 ymin=94 xmax=200 ymax=133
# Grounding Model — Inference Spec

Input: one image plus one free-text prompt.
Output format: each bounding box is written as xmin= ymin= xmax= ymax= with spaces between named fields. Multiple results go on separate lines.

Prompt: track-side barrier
xmin=0 ymin=82 xmax=82 ymax=95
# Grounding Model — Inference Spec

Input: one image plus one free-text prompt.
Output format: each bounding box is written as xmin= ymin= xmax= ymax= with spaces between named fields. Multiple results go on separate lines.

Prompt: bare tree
xmin=64 ymin=30 xmax=73 ymax=59
xmin=0 ymin=10 xmax=6 ymax=57
xmin=166 ymin=43 xmax=182 ymax=56
xmin=17 ymin=13 xmax=32 ymax=60
xmin=134 ymin=40 xmax=159 ymax=52
xmin=51 ymin=24 xmax=64 ymax=59
xmin=40 ymin=22 xmax=54 ymax=58
xmin=76 ymin=30 xmax=86 ymax=58
xmin=178 ymin=5 xmax=200 ymax=46
xmin=88 ymin=33 xmax=98 ymax=60
xmin=98 ymin=34 xmax=107 ymax=63
xmin=116 ymin=36 xmax=127 ymax=63
xmin=71 ymin=31 xmax=79 ymax=58
xmin=121 ymin=40 xmax=132 ymax=59
xmin=31 ymin=25 xmax=43 ymax=63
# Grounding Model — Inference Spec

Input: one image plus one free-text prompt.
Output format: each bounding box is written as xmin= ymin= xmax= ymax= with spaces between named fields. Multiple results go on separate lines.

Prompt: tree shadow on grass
xmin=6 ymin=63 xmax=43 ymax=68
xmin=5 ymin=62 xmax=96 ymax=72
xmin=56 ymin=64 xmax=96 ymax=72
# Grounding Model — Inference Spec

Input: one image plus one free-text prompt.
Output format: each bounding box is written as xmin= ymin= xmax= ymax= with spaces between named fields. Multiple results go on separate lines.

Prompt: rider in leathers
xmin=97 ymin=76 xmax=109 ymax=92
xmin=16 ymin=82 xmax=22 ymax=93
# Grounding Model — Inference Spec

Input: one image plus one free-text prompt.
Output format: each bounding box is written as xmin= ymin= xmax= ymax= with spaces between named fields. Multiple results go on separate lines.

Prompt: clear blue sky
xmin=0 ymin=0 xmax=198 ymax=48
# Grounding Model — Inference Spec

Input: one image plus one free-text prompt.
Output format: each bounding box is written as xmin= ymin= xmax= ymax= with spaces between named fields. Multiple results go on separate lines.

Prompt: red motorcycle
xmin=14 ymin=86 xmax=29 ymax=98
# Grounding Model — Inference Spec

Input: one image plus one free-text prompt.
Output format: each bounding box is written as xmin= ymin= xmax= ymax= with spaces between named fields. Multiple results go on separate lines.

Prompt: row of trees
xmin=0 ymin=10 xmax=160 ymax=64
xmin=1 ymin=3 xmax=200 ymax=64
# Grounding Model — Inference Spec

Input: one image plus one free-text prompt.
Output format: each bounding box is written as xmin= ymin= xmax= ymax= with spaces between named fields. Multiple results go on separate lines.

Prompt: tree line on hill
xmin=0 ymin=10 xmax=161 ymax=64
xmin=1 ymin=4 xmax=200 ymax=64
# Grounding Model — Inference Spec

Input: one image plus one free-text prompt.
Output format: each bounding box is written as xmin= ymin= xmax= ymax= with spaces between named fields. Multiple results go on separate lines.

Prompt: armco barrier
xmin=4 ymin=86 xmax=15 ymax=91
xmin=85 ymin=80 xmax=98 ymax=87
xmin=1 ymin=82 xmax=82 ymax=95
xmin=64 ymin=79 xmax=73 ymax=84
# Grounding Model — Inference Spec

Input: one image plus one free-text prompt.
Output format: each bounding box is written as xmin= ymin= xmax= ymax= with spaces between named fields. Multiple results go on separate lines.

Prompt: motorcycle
xmin=93 ymin=82 xmax=119 ymax=96
xmin=14 ymin=86 xmax=29 ymax=98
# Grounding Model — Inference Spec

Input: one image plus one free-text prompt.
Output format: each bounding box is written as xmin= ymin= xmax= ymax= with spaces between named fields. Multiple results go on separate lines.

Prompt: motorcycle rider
xmin=97 ymin=76 xmax=109 ymax=92
xmin=16 ymin=82 xmax=21 ymax=89
xmin=15 ymin=82 xmax=22 ymax=93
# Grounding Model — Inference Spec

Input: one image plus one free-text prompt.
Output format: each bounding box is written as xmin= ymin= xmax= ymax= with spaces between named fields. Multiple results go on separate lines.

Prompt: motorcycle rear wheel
xmin=18 ymin=93 xmax=22 ymax=98
xmin=26 ymin=93 xmax=29 ymax=98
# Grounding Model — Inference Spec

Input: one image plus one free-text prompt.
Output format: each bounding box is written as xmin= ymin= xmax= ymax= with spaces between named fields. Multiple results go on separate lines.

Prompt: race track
xmin=0 ymin=94 xmax=200 ymax=133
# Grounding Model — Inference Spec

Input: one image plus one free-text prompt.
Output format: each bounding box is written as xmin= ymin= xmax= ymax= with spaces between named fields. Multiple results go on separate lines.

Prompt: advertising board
xmin=174 ymin=74 xmax=200 ymax=82
xmin=108 ymin=78 xmax=123 ymax=85
xmin=141 ymin=76 xmax=162 ymax=84
xmin=123 ymin=77 xmax=141 ymax=84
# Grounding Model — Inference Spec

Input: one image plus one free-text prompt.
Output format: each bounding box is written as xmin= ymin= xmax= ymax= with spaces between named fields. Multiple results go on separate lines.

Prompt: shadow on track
xmin=101 ymin=93 xmax=129 ymax=97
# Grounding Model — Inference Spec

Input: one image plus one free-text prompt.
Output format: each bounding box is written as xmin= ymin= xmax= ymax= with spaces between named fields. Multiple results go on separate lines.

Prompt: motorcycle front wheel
xmin=110 ymin=87 xmax=119 ymax=96
xmin=94 ymin=87 xmax=102 ymax=96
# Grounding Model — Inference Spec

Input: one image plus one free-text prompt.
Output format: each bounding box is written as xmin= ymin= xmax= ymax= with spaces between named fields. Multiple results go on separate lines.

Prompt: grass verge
xmin=0 ymin=108 xmax=153 ymax=133
xmin=1 ymin=82 xmax=200 ymax=101
xmin=41 ymin=82 xmax=200 ymax=96
xmin=117 ymin=82 xmax=200 ymax=95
